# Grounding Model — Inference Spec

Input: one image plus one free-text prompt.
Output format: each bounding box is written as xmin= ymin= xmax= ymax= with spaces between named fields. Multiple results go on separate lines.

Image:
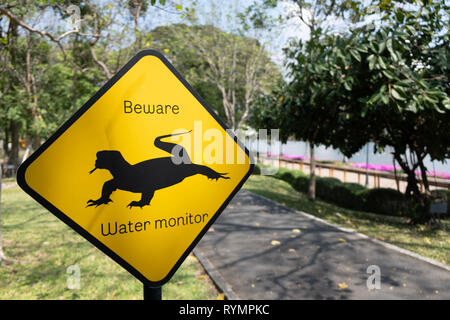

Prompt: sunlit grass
xmin=0 ymin=185 xmax=219 ymax=300
xmin=244 ymin=175 xmax=450 ymax=266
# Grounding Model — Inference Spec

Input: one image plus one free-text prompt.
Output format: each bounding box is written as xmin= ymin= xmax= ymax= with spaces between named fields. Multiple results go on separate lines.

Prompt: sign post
xmin=17 ymin=50 xmax=253 ymax=298
xmin=143 ymin=285 xmax=162 ymax=300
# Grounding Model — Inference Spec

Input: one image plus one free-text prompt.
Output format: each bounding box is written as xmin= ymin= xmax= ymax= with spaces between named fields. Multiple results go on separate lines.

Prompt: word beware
xmin=123 ymin=100 xmax=180 ymax=114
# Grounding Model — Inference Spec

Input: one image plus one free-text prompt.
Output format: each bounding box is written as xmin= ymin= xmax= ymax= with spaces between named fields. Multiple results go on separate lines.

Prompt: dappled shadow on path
xmin=196 ymin=191 xmax=450 ymax=300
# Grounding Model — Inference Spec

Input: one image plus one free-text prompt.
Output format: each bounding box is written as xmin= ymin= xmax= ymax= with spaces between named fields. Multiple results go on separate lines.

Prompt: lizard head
xmin=90 ymin=151 xmax=126 ymax=174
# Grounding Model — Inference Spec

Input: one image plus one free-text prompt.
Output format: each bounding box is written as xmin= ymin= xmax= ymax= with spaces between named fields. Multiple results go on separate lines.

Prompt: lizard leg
xmin=87 ymin=179 xmax=117 ymax=207
xmin=127 ymin=191 xmax=155 ymax=209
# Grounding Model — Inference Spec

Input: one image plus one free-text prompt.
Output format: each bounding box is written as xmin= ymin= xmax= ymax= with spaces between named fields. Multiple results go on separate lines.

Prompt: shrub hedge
xmin=252 ymin=164 xmax=261 ymax=175
xmin=252 ymin=165 xmax=447 ymax=217
xmin=328 ymin=182 xmax=366 ymax=211
xmin=360 ymin=188 xmax=405 ymax=216
xmin=269 ymin=167 xmax=407 ymax=216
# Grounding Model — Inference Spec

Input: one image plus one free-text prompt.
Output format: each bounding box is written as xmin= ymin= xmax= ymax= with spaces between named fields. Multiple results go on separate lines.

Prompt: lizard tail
xmin=154 ymin=131 xmax=192 ymax=163
xmin=155 ymin=130 xmax=192 ymax=140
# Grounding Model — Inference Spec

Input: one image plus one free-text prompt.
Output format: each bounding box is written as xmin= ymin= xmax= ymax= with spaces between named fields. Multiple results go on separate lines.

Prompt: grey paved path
xmin=195 ymin=190 xmax=450 ymax=300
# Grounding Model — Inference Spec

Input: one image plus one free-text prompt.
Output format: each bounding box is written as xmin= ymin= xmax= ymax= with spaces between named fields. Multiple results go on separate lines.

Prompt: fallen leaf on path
xmin=216 ymin=293 xmax=225 ymax=300
xmin=337 ymin=282 xmax=348 ymax=290
xmin=271 ymin=240 xmax=281 ymax=246
xmin=292 ymin=229 xmax=301 ymax=233
xmin=338 ymin=238 xmax=347 ymax=243
xmin=254 ymin=223 xmax=260 ymax=227
xmin=288 ymin=248 xmax=296 ymax=253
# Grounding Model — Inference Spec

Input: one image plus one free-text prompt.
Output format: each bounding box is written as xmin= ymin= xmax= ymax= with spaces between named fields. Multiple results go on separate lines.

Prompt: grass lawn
xmin=0 ymin=185 xmax=220 ymax=300
xmin=243 ymin=175 xmax=450 ymax=266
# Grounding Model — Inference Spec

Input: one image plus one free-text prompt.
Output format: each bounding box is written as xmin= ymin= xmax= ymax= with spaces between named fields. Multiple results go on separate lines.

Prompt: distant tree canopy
xmin=251 ymin=0 xmax=449 ymax=222
xmin=0 ymin=1 xmax=281 ymax=177
xmin=149 ymin=24 xmax=282 ymax=130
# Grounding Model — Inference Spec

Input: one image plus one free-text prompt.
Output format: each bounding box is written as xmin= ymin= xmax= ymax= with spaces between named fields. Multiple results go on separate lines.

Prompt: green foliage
xmin=149 ymin=24 xmax=225 ymax=118
xmin=315 ymin=177 xmax=342 ymax=199
xmin=252 ymin=164 xmax=262 ymax=175
xmin=360 ymin=188 xmax=406 ymax=216
xmin=328 ymin=183 xmax=366 ymax=211
xmin=251 ymin=1 xmax=449 ymax=221
xmin=277 ymin=171 xmax=296 ymax=185
xmin=292 ymin=175 xmax=309 ymax=194
xmin=269 ymin=167 xmax=408 ymax=217
xmin=0 ymin=186 xmax=218 ymax=299
xmin=149 ymin=24 xmax=281 ymax=128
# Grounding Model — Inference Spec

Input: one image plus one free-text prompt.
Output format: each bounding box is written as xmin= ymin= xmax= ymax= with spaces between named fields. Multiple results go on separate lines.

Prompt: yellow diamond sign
xmin=17 ymin=50 xmax=253 ymax=286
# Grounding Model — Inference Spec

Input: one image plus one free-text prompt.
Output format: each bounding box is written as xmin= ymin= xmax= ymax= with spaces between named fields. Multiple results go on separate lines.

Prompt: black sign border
xmin=16 ymin=50 xmax=254 ymax=288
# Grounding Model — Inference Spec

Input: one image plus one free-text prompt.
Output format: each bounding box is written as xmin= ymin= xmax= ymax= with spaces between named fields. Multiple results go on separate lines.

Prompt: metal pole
xmin=365 ymin=143 xmax=370 ymax=187
xmin=143 ymin=284 xmax=162 ymax=300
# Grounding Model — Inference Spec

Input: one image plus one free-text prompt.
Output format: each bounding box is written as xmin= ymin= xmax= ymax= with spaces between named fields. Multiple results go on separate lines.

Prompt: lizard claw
xmin=127 ymin=201 xmax=148 ymax=209
xmin=86 ymin=198 xmax=112 ymax=208
xmin=206 ymin=172 xmax=230 ymax=181
xmin=127 ymin=201 xmax=150 ymax=210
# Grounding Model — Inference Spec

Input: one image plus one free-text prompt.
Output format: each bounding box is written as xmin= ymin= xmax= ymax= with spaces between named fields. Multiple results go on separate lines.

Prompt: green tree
xmin=343 ymin=1 xmax=450 ymax=222
xmin=253 ymin=0 xmax=365 ymax=201
xmin=252 ymin=0 xmax=449 ymax=222
xmin=150 ymin=24 xmax=281 ymax=129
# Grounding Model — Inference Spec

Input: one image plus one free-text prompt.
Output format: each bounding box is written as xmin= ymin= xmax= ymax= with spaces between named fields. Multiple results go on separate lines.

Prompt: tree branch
xmin=0 ymin=6 xmax=73 ymax=58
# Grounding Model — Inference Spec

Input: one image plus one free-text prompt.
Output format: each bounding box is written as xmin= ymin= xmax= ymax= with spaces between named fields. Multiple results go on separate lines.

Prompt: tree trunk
xmin=308 ymin=144 xmax=316 ymax=201
xmin=31 ymin=135 xmax=41 ymax=151
xmin=3 ymin=126 xmax=9 ymax=158
xmin=404 ymin=168 xmax=421 ymax=199
xmin=72 ymin=62 xmax=78 ymax=113
xmin=2 ymin=126 xmax=10 ymax=176
xmin=417 ymin=154 xmax=430 ymax=195
xmin=0 ymin=165 xmax=7 ymax=263
xmin=7 ymin=121 xmax=20 ymax=175
xmin=394 ymin=152 xmax=431 ymax=224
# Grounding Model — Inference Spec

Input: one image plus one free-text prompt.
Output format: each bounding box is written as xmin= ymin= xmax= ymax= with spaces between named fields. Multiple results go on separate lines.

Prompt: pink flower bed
xmin=352 ymin=162 xmax=450 ymax=180
xmin=265 ymin=153 xmax=450 ymax=180
xmin=283 ymin=154 xmax=305 ymax=161
xmin=266 ymin=152 xmax=305 ymax=160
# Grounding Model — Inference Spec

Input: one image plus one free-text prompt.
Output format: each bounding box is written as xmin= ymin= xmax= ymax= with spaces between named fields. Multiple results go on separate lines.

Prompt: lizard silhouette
xmin=86 ymin=131 xmax=230 ymax=209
